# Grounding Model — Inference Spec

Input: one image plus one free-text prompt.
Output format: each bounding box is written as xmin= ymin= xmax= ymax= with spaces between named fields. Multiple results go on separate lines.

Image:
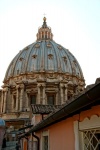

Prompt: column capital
xmin=37 ymin=83 xmax=46 ymax=87
xmin=60 ymin=83 xmax=64 ymax=88
xmin=42 ymin=83 xmax=46 ymax=87
xmin=65 ymin=84 xmax=68 ymax=88
xmin=16 ymin=85 xmax=20 ymax=89
xmin=3 ymin=87 xmax=8 ymax=92
xmin=20 ymin=84 xmax=24 ymax=89
xmin=37 ymin=83 xmax=41 ymax=87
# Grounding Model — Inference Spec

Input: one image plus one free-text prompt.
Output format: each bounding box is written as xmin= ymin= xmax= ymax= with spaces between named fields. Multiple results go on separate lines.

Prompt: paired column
xmin=60 ymin=84 xmax=64 ymax=104
xmin=3 ymin=87 xmax=8 ymax=113
xmin=37 ymin=84 xmax=41 ymax=104
xmin=60 ymin=83 xmax=68 ymax=104
xmin=37 ymin=83 xmax=46 ymax=104
xmin=64 ymin=84 xmax=68 ymax=102
xmin=1 ymin=91 xmax=4 ymax=113
xmin=12 ymin=94 xmax=14 ymax=110
xmin=47 ymin=32 xmax=48 ymax=38
xmin=37 ymin=33 xmax=39 ymax=40
xmin=42 ymin=85 xmax=46 ymax=105
xmin=20 ymin=84 xmax=24 ymax=111
xmin=44 ymin=31 xmax=45 ymax=38
xmin=50 ymin=33 xmax=52 ymax=39
xmin=16 ymin=85 xmax=19 ymax=111
xmin=56 ymin=90 xmax=59 ymax=105
xmin=41 ymin=32 xmax=42 ymax=39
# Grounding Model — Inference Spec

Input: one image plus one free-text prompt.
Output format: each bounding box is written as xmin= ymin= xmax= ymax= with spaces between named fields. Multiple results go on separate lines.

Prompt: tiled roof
xmin=31 ymin=104 xmax=61 ymax=114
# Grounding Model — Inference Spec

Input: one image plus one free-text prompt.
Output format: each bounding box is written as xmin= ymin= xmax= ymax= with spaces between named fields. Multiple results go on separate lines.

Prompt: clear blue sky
xmin=0 ymin=0 xmax=100 ymax=87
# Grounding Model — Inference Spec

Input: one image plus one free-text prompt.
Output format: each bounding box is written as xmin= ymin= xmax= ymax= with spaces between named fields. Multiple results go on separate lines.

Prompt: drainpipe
xmin=18 ymin=137 xmax=24 ymax=150
xmin=32 ymin=132 xmax=40 ymax=150
xmin=25 ymin=136 xmax=29 ymax=150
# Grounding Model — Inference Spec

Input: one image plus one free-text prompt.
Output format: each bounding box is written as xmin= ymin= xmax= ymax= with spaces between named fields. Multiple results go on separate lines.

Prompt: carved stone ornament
xmin=3 ymin=87 xmax=8 ymax=92
xmin=48 ymin=54 xmax=53 ymax=59
xmin=19 ymin=84 xmax=24 ymax=89
xmin=19 ymin=57 xmax=24 ymax=61
xmin=24 ymin=46 xmax=29 ymax=50
xmin=47 ymin=43 xmax=52 ymax=48
xmin=58 ymin=45 xmax=62 ymax=50
xmin=16 ymin=85 xmax=20 ymax=89
xmin=46 ymin=73 xmax=58 ymax=79
xmin=27 ymin=74 xmax=39 ymax=79
xmin=60 ymin=83 xmax=64 ymax=88
xmin=32 ymin=55 xmax=37 ymax=59
xmin=35 ymin=44 xmax=40 ymax=48
xmin=62 ymin=56 xmax=67 ymax=62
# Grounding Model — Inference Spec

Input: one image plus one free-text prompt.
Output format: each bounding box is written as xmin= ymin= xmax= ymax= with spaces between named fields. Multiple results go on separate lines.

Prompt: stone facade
xmin=0 ymin=73 xmax=85 ymax=118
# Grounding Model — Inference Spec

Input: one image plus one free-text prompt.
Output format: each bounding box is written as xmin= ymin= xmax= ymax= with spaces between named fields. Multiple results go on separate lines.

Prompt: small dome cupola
xmin=42 ymin=17 xmax=47 ymax=28
xmin=36 ymin=17 xmax=53 ymax=41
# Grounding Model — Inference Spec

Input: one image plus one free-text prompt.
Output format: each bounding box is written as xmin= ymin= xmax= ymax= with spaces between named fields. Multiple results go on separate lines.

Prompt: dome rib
xmin=24 ymin=44 xmax=34 ymax=72
xmin=4 ymin=50 xmax=22 ymax=80
xmin=64 ymin=48 xmax=83 ymax=78
xmin=63 ymin=48 xmax=73 ymax=75
xmin=41 ymin=41 xmax=45 ymax=71
xmin=51 ymin=41 xmax=62 ymax=72
xmin=25 ymin=42 xmax=36 ymax=72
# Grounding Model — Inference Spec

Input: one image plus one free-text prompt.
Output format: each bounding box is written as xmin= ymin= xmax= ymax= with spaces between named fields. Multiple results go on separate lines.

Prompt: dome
xmin=5 ymin=41 xmax=83 ymax=80
xmin=4 ymin=18 xmax=84 ymax=83
xmin=0 ymin=118 xmax=5 ymax=126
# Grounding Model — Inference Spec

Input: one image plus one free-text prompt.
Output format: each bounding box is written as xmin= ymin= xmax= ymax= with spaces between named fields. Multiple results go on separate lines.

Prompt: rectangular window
xmin=13 ymin=95 xmax=16 ymax=108
xmin=43 ymin=136 xmax=48 ymax=150
xmin=47 ymin=95 xmax=54 ymax=105
xmin=30 ymin=95 xmax=36 ymax=104
xmin=81 ymin=128 xmax=100 ymax=150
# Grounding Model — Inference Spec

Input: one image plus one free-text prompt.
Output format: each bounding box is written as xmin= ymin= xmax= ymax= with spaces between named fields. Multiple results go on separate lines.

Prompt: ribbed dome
xmin=4 ymin=40 xmax=84 ymax=81
xmin=4 ymin=18 xmax=84 ymax=83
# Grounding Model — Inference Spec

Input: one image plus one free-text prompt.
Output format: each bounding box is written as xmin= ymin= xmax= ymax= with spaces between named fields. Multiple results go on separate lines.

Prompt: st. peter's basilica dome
xmin=0 ymin=18 xmax=85 ymax=141
xmin=0 ymin=17 xmax=85 ymax=122
xmin=4 ymin=17 xmax=84 ymax=87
